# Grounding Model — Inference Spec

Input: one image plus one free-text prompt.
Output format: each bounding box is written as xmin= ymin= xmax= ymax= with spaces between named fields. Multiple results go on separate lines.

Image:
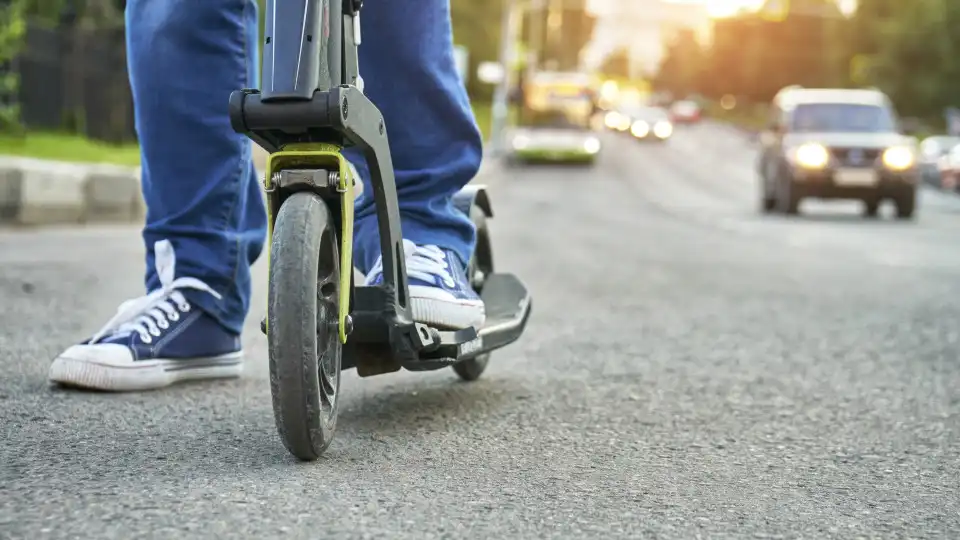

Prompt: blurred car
xmin=669 ymin=100 xmax=702 ymax=124
xmin=507 ymin=109 xmax=601 ymax=166
xmin=939 ymin=143 xmax=960 ymax=191
xmin=758 ymin=87 xmax=919 ymax=219
xmin=622 ymin=106 xmax=673 ymax=142
xmin=603 ymin=109 xmax=632 ymax=133
xmin=918 ymin=135 xmax=960 ymax=189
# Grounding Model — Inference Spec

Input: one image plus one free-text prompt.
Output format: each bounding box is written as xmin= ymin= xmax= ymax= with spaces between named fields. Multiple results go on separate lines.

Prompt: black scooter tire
xmin=268 ymin=191 xmax=342 ymax=460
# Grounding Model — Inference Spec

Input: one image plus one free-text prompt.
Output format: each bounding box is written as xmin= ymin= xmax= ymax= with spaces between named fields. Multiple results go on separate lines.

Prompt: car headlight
xmin=604 ymin=112 xmax=621 ymax=129
xmin=631 ymin=121 xmax=649 ymax=137
xmin=653 ymin=121 xmax=673 ymax=138
xmin=882 ymin=146 xmax=914 ymax=170
xmin=583 ymin=137 xmax=601 ymax=154
xmin=512 ymin=135 xmax=529 ymax=150
xmin=793 ymin=143 xmax=830 ymax=169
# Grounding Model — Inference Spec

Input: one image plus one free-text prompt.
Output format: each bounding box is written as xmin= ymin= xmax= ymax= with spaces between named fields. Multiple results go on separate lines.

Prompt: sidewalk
xmin=0 ymin=145 xmax=500 ymax=227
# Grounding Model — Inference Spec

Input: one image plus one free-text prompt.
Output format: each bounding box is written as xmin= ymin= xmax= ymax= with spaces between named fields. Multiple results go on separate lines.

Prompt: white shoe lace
xmin=364 ymin=239 xmax=456 ymax=288
xmin=89 ymin=240 xmax=222 ymax=345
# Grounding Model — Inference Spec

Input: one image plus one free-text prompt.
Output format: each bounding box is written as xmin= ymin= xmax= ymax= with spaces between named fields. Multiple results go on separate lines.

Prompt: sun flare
xmin=702 ymin=0 xmax=766 ymax=18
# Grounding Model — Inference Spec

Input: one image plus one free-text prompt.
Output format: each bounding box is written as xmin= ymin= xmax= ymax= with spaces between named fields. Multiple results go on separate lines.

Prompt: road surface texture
xmin=3 ymin=123 xmax=959 ymax=539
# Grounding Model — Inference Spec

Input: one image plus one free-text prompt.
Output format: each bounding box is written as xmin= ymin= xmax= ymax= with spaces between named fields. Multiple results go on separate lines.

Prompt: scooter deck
xmin=260 ymin=272 xmax=532 ymax=369
xmin=404 ymin=272 xmax=532 ymax=370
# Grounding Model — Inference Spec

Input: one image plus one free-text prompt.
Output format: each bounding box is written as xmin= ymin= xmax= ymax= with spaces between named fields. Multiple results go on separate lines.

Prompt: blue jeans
xmin=126 ymin=0 xmax=483 ymax=335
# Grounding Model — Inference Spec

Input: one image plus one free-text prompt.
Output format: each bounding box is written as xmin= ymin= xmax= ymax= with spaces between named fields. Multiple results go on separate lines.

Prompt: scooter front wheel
xmin=267 ymin=191 xmax=342 ymax=460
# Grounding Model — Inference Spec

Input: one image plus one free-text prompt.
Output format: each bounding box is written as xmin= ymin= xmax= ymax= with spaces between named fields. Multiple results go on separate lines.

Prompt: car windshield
xmin=790 ymin=103 xmax=897 ymax=133
xmin=521 ymin=109 xmax=587 ymax=130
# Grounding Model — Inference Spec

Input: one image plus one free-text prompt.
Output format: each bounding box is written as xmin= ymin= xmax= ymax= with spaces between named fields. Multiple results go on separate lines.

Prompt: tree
xmin=847 ymin=0 xmax=960 ymax=122
xmin=537 ymin=0 xmax=596 ymax=71
xmin=450 ymin=0 xmax=503 ymax=99
xmin=598 ymin=48 xmax=629 ymax=80
xmin=0 ymin=0 xmax=27 ymax=133
xmin=661 ymin=0 xmax=960 ymax=131
xmin=652 ymin=28 xmax=704 ymax=98
xmin=869 ymin=0 xmax=959 ymax=119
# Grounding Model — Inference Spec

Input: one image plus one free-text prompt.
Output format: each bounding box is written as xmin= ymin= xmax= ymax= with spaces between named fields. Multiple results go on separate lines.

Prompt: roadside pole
xmin=527 ymin=0 xmax=545 ymax=80
xmin=489 ymin=0 xmax=521 ymax=156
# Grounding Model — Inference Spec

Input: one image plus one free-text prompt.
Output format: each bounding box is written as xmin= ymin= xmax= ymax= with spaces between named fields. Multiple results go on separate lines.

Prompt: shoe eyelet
xmin=140 ymin=333 xmax=152 ymax=344
xmin=180 ymin=303 xmax=191 ymax=312
xmin=157 ymin=319 xmax=169 ymax=329
xmin=169 ymin=312 xmax=180 ymax=322
xmin=149 ymin=328 xmax=161 ymax=337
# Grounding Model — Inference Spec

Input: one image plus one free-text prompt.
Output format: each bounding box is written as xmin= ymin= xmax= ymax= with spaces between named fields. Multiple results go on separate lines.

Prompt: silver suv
xmin=758 ymin=87 xmax=919 ymax=219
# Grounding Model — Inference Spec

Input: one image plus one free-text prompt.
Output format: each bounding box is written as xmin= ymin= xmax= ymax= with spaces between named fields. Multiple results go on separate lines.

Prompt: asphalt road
xmin=3 ymin=123 xmax=959 ymax=539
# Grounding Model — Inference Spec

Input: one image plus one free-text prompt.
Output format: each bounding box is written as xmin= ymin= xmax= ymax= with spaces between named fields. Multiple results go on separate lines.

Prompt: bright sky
xmin=586 ymin=0 xmax=857 ymax=18
xmin=697 ymin=0 xmax=765 ymax=18
xmin=688 ymin=0 xmax=857 ymax=17
xmin=580 ymin=0 xmax=857 ymax=71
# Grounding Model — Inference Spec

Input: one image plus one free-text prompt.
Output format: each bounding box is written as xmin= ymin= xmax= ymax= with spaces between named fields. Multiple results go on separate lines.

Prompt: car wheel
xmin=895 ymin=190 xmax=916 ymax=220
xmin=760 ymin=176 xmax=777 ymax=213
xmin=761 ymin=196 xmax=777 ymax=213
xmin=776 ymin=174 xmax=801 ymax=215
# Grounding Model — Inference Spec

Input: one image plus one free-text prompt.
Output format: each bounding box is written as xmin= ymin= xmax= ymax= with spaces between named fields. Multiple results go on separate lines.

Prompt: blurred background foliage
xmin=650 ymin=0 xmax=960 ymax=130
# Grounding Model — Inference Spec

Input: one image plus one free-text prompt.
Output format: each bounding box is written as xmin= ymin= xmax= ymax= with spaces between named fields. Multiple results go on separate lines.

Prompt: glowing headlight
xmin=794 ymin=143 xmax=830 ymax=169
xmin=653 ymin=121 xmax=673 ymax=138
xmin=512 ymin=135 xmax=529 ymax=150
xmin=604 ymin=112 xmax=621 ymax=129
xmin=631 ymin=121 xmax=649 ymax=137
xmin=882 ymin=146 xmax=914 ymax=170
xmin=583 ymin=137 xmax=601 ymax=154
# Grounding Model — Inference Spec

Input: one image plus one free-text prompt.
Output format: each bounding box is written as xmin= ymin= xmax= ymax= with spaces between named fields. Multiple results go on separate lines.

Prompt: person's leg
xmin=345 ymin=0 xmax=486 ymax=330
xmin=49 ymin=0 xmax=266 ymax=391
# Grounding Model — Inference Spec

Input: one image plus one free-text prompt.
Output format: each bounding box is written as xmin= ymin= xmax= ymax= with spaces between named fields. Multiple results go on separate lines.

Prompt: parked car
xmin=939 ymin=143 xmax=960 ymax=191
xmin=669 ymin=100 xmax=702 ymax=124
xmin=918 ymin=135 xmax=960 ymax=189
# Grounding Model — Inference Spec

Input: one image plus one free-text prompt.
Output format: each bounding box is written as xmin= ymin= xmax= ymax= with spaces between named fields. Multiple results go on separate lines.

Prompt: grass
xmin=0 ymin=132 xmax=142 ymax=166
xmin=0 ymin=103 xmax=502 ymax=166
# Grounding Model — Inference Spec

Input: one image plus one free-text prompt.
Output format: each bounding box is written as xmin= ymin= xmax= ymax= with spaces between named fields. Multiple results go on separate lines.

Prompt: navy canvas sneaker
xmin=48 ymin=240 xmax=243 ymax=391
xmin=364 ymin=239 xmax=485 ymax=330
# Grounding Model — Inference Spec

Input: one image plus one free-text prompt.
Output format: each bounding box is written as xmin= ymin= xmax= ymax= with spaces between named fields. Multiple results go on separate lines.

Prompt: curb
xmin=0 ymin=156 xmax=145 ymax=226
xmin=0 ymin=149 xmax=503 ymax=228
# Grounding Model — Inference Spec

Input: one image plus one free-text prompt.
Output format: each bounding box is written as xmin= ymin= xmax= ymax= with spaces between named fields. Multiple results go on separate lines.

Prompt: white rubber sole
xmin=49 ymin=350 xmax=243 ymax=392
xmin=409 ymin=285 xmax=485 ymax=330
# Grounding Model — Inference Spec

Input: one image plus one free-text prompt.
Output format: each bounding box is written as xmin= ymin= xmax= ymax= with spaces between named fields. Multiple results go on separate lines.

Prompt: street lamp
xmin=488 ymin=0 xmax=522 ymax=157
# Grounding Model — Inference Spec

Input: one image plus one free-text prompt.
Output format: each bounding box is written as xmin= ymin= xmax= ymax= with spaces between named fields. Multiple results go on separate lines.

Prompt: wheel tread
xmin=268 ymin=191 xmax=341 ymax=460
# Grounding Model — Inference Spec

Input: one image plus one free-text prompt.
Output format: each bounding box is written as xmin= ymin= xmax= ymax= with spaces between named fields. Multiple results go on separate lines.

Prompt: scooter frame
xmin=227 ymin=0 xmax=531 ymax=459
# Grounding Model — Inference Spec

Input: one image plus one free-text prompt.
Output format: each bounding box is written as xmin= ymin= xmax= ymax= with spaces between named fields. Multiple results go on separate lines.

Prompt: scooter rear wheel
xmin=268 ymin=191 xmax=342 ymax=460
xmin=452 ymin=204 xmax=493 ymax=382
